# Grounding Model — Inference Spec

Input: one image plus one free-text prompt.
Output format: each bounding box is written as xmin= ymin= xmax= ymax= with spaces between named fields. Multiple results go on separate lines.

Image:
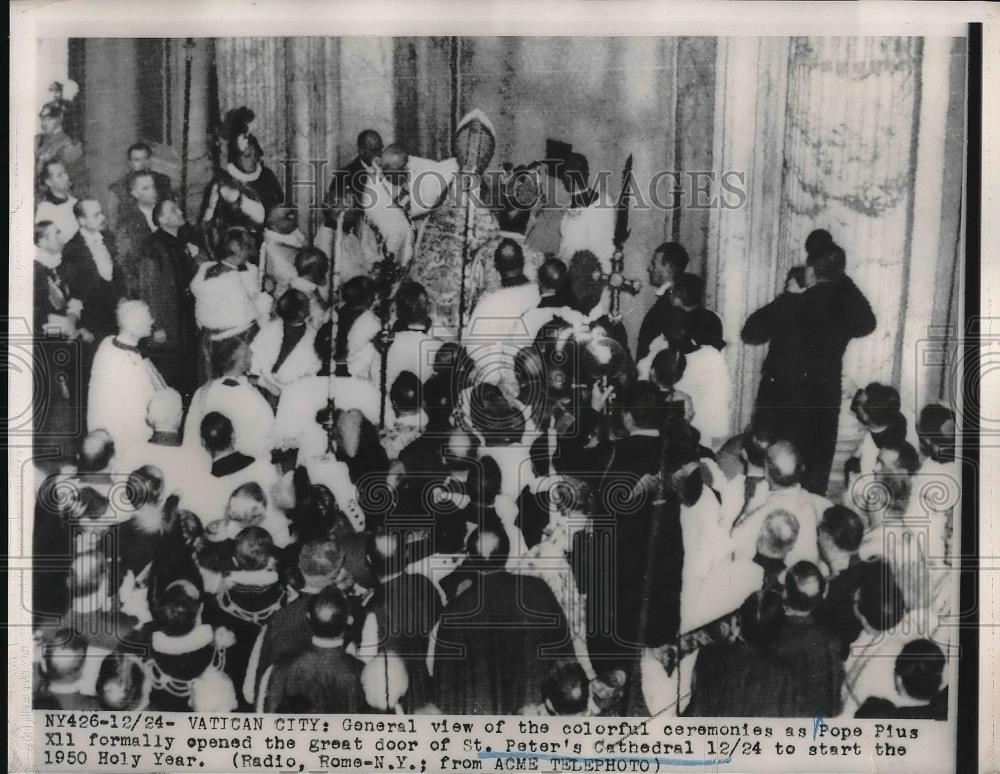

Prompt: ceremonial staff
xmin=180 ymin=39 xmax=196 ymax=218
xmin=604 ymin=154 xmax=642 ymax=323
xmin=456 ymin=172 xmax=475 ymax=340
xmin=324 ymin=210 xmax=346 ymax=454
xmin=592 ymin=155 xmax=641 ymax=415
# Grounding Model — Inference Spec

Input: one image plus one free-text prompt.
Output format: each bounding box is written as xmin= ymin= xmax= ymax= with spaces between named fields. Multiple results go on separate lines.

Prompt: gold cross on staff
xmin=596 ymin=247 xmax=642 ymax=323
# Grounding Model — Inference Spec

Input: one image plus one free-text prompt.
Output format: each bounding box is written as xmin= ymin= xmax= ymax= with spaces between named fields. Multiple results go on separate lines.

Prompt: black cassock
xmin=433 ymin=570 xmax=574 ymax=715
xmin=573 ymin=481 xmax=684 ymax=716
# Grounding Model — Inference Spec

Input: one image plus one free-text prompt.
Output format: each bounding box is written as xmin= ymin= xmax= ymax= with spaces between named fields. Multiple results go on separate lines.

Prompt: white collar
xmin=47 ymin=681 xmax=84 ymax=695
xmin=770 ymin=484 xmax=804 ymax=498
xmin=152 ymin=623 xmax=214 ymax=655
xmin=264 ymin=228 xmax=307 ymax=248
xmin=81 ymin=228 xmax=104 ymax=244
xmin=35 ymin=247 xmax=62 ymax=270
xmin=655 ymin=283 xmax=671 ymax=297
xmin=226 ymin=161 xmax=262 ymax=183
xmin=72 ymin=588 xmax=114 ymax=613
xmin=629 ymin=428 xmax=661 ymax=438
xmin=311 ymin=636 xmax=345 ymax=649
xmin=226 ymin=568 xmax=279 ymax=586
xmin=394 ymin=411 xmax=427 ymax=429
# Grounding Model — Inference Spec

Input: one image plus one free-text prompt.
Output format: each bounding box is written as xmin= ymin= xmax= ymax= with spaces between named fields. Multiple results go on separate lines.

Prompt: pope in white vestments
xmin=87 ymin=300 xmax=167 ymax=455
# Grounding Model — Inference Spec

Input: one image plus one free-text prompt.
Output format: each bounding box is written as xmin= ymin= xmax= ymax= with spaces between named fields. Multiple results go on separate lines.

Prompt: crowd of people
xmin=31 ymin=93 xmax=958 ymax=720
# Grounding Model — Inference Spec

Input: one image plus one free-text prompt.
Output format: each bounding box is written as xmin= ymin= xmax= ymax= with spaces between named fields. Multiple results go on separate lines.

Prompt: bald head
xmin=380 ymin=144 xmax=408 ymax=173
xmin=765 ymin=440 xmax=803 ymax=489
xmin=756 ymin=509 xmax=800 ymax=559
xmin=444 ymin=430 xmax=479 ymax=467
xmin=493 ymin=238 xmax=525 ymax=278
xmin=146 ymin=388 xmax=183 ymax=432
xmin=784 ymin=561 xmax=826 ymax=614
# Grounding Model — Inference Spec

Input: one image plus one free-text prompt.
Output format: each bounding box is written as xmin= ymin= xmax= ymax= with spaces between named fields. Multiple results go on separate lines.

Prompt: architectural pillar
xmin=707 ymin=36 xmax=791 ymax=433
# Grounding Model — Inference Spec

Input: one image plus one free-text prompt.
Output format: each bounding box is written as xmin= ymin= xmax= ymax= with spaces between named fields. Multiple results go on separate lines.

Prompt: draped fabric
xmin=215 ymin=38 xmax=290 ymax=166
xmin=393 ymin=37 xmax=457 ymax=162
xmin=779 ymin=37 xmax=922 ymax=396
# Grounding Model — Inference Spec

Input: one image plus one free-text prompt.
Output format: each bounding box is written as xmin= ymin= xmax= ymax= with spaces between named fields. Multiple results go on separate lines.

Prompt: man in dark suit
xmin=813 ymin=505 xmax=890 ymax=658
xmin=328 ymin=129 xmax=383 ymax=211
xmin=433 ymin=525 xmax=573 ymax=715
xmin=637 ymin=242 xmax=690 ymax=359
xmin=108 ymin=142 xmax=173 ymax=230
xmin=130 ymin=198 xmax=203 ymax=396
xmin=115 ymin=170 xmax=163 ymax=273
xmin=359 ymin=529 xmax=442 ymax=712
xmin=58 ymin=199 xmax=127 ymax=346
xmin=798 ymin=242 xmax=876 ymax=494
xmin=688 ymin=561 xmax=845 ymax=717
xmin=250 ymin=540 xmax=347 ymax=703
xmin=261 ymin=586 xmax=365 ymax=713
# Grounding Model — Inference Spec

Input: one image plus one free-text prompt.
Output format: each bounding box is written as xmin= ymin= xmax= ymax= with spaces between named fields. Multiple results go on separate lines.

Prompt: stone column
xmin=898 ymin=36 xmax=963 ymax=416
xmin=706 ymin=36 xmax=791 ymax=433
xmin=82 ymin=39 xmax=139 ymax=200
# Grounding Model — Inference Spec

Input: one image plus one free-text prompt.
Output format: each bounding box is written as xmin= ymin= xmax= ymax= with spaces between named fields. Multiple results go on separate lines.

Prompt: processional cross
xmin=596 ymin=154 xmax=641 ymax=322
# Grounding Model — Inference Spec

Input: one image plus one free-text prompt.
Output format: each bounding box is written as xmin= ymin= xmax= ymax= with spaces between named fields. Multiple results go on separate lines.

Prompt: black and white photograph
xmin=8 ymin=3 xmax=995 ymax=773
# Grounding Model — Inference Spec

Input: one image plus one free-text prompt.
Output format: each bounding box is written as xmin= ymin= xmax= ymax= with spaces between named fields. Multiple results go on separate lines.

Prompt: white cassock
xmin=647 ymin=553 xmax=767 ymax=717
xmin=180 ymin=457 xmax=284 ymax=536
xmin=270 ymin=375 xmax=393 ymax=460
xmin=190 ymin=261 xmax=272 ymax=340
xmin=87 ymin=337 xmax=167 ymax=455
xmin=345 ymin=310 xmax=382 ymax=384
xmin=249 ymin=320 xmax=322 ymax=397
xmin=116 ymin=440 xmax=212 ymax=502
xmin=730 ymin=485 xmax=829 ymax=567
xmin=559 ymin=193 xmax=615 ymax=273
xmin=386 ymin=330 xmax=444 ymax=389
xmin=359 ymin=157 xmax=457 ymax=273
xmin=518 ymin=304 xmax=588 ymax=343
xmin=462 ymin=281 xmax=541 ymax=388
xmin=260 ymin=228 xmax=308 ymax=297
xmin=183 ymin=375 xmax=275 ymax=460
xmin=674 ymin=345 xmax=734 ymax=451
